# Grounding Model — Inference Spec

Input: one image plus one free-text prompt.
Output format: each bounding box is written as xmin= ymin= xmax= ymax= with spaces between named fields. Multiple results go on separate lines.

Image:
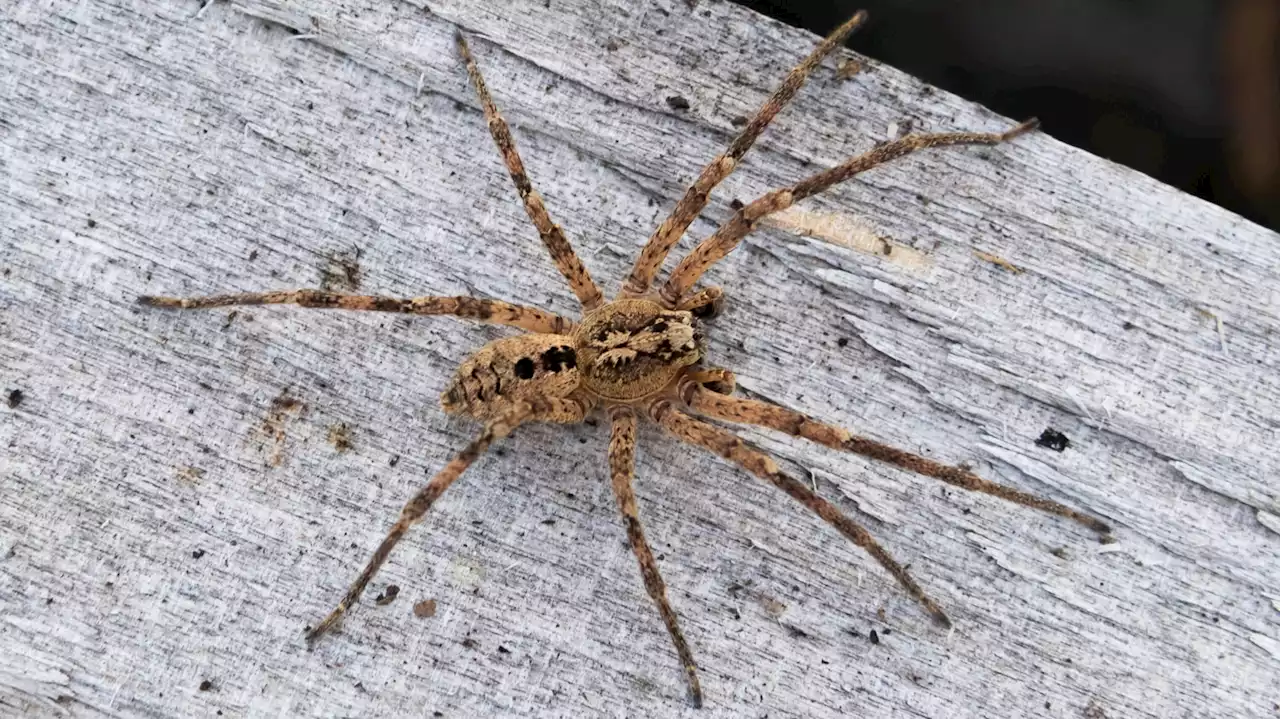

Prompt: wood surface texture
xmin=3 ymin=0 xmax=1278 ymax=716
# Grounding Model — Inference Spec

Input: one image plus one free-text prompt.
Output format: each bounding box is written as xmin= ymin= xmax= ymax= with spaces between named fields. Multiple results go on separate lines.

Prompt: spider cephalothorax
xmin=139 ymin=10 xmax=1112 ymax=709
xmin=574 ymin=299 xmax=703 ymax=401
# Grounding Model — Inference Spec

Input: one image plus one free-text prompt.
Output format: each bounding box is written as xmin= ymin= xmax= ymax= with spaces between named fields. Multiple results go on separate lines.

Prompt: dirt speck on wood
xmin=413 ymin=599 xmax=437 ymax=618
xmin=320 ymin=247 xmax=362 ymax=291
xmin=374 ymin=584 xmax=400 ymax=606
xmin=259 ymin=389 xmax=306 ymax=467
xmin=1035 ymin=428 xmax=1070 ymax=452
xmin=327 ymin=422 xmax=353 ymax=452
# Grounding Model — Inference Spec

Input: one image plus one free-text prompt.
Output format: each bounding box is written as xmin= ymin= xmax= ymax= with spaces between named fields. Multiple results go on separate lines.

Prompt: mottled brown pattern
xmin=649 ymin=400 xmax=952 ymax=626
xmin=607 ymin=405 xmax=702 ymax=707
xmin=682 ymin=375 xmax=1112 ymax=536
xmin=621 ymin=11 xmax=869 ymax=297
xmin=305 ymin=396 xmax=589 ymax=644
xmin=138 ymin=291 xmax=573 ymax=334
xmin=660 ymin=120 xmax=1040 ymax=305
xmin=572 ymin=299 xmax=701 ymax=401
xmin=138 ymin=12 xmax=1110 ymax=708
xmin=455 ymin=32 xmax=604 ymax=311
xmin=674 ymin=285 xmax=724 ymax=318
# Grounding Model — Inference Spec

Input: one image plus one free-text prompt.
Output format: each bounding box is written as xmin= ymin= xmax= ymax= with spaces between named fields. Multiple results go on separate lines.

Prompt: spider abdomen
xmin=441 ymin=333 xmax=581 ymax=420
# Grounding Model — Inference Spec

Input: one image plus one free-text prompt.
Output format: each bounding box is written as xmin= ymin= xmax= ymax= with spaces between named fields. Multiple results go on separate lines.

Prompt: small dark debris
xmin=541 ymin=518 xmax=556 ymax=525
xmin=869 ymin=629 xmax=880 ymax=644
xmin=6 ymin=389 xmax=23 ymax=409
xmin=1035 ymin=428 xmax=1070 ymax=452
xmin=198 ymin=680 xmax=213 ymax=692
xmin=1122 ymin=320 xmax=1135 ymax=330
xmin=460 ymin=637 xmax=478 ymax=649
xmin=87 ymin=218 xmax=97 ymax=228
xmin=191 ymin=549 xmax=206 ymax=559
xmin=389 ymin=454 xmax=401 ymax=467
xmin=729 ymin=198 xmax=744 ymax=211
xmin=665 ymin=95 xmax=690 ymax=111
xmin=248 ymin=250 xmax=259 ymax=261
xmin=784 ymin=625 xmax=809 ymax=639
xmin=836 ymin=337 xmax=849 ymax=348
xmin=497 ymin=645 xmax=510 ymax=654
xmin=1050 ymin=546 xmax=1069 ymax=559
xmin=605 ymin=38 xmax=620 ymax=52
xmin=730 ymin=115 xmax=748 ymax=127
xmin=374 ymin=584 xmax=400 ymax=606
xmin=46 ymin=597 xmax=54 ymax=605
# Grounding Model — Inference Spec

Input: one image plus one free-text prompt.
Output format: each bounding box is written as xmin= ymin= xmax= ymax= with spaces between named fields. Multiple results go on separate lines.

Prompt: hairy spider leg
xmin=138 ymin=291 xmax=575 ymax=334
xmin=306 ymin=397 xmax=591 ymax=644
xmin=650 ymin=399 xmax=951 ymax=627
xmin=622 ymin=11 xmax=868 ymax=298
xmin=660 ymin=121 xmax=1040 ymax=306
xmin=608 ymin=405 xmax=703 ymax=707
xmin=456 ymin=32 xmax=605 ymax=311
xmin=619 ymin=9 xmax=870 ymax=294
xmin=678 ymin=373 xmax=1112 ymax=537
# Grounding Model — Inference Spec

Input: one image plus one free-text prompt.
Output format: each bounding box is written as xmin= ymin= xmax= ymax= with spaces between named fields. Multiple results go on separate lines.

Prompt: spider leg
xmin=648 ymin=399 xmax=951 ymax=628
xmin=659 ymin=120 xmax=1040 ymax=306
xmin=455 ymin=32 xmax=604 ymax=311
xmin=677 ymin=373 xmax=1113 ymax=538
xmin=137 ymin=291 xmax=574 ymax=334
xmin=621 ymin=11 xmax=868 ymax=297
xmin=305 ymin=397 xmax=588 ymax=644
xmin=608 ymin=405 xmax=703 ymax=708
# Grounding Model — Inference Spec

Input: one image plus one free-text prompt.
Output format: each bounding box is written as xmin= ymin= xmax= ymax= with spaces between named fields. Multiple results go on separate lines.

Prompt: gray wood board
xmin=2 ymin=0 xmax=1278 ymax=716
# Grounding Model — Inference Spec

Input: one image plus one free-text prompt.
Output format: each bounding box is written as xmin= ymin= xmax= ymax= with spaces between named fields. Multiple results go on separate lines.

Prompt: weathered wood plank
xmin=2 ymin=0 xmax=1277 ymax=716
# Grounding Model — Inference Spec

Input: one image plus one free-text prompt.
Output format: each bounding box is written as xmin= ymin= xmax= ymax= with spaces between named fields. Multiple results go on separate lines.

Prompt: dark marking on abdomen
xmin=540 ymin=345 xmax=576 ymax=372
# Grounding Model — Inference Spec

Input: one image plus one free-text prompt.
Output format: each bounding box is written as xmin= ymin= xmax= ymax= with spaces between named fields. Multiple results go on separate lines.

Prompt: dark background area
xmin=732 ymin=0 xmax=1280 ymax=233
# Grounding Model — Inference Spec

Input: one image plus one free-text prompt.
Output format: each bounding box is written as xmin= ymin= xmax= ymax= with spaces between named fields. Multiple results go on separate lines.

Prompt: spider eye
xmin=651 ymin=321 xmax=668 ymax=333
xmin=514 ymin=358 xmax=535 ymax=379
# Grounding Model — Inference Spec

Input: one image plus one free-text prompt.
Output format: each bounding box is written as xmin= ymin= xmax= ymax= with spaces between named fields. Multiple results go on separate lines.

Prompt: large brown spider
xmin=139 ymin=11 xmax=1111 ymax=707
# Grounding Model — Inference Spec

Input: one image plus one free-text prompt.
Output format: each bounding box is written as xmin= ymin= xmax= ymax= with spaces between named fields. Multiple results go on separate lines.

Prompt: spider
xmin=139 ymin=10 xmax=1112 ymax=707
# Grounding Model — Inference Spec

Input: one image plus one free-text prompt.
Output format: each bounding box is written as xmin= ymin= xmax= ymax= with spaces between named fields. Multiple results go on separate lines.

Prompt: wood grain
xmin=2 ymin=0 xmax=1277 ymax=716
